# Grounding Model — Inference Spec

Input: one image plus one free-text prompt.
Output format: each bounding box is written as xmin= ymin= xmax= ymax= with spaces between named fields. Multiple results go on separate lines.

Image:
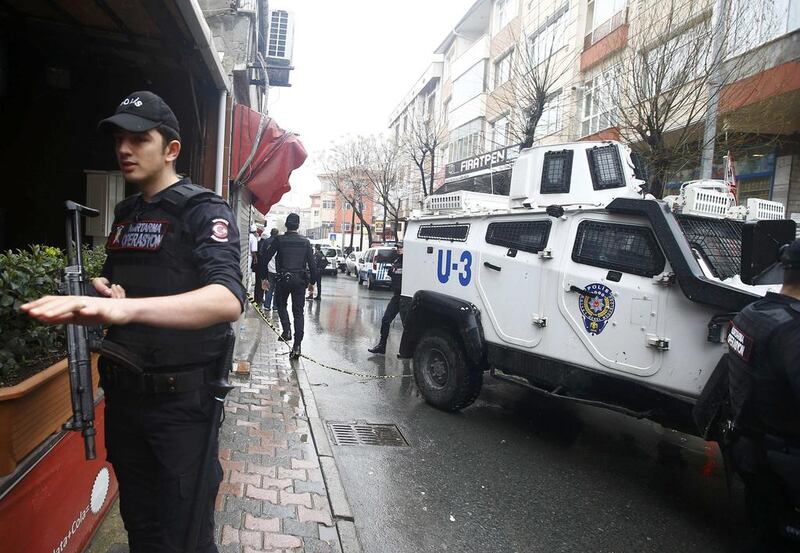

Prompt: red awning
xmin=231 ymin=104 xmax=307 ymax=214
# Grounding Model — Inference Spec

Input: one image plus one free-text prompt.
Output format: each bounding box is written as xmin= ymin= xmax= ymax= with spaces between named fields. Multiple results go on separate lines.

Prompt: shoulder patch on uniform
xmin=727 ymin=322 xmax=754 ymax=361
xmin=210 ymin=218 xmax=230 ymax=242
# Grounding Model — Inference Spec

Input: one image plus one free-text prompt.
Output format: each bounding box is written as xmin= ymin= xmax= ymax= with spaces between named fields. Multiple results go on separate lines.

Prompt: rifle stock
xmin=62 ymin=201 xmax=100 ymax=460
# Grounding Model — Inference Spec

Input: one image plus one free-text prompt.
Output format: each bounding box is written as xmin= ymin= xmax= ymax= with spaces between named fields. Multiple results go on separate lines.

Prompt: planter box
xmin=0 ymin=354 xmax=100 ymax=476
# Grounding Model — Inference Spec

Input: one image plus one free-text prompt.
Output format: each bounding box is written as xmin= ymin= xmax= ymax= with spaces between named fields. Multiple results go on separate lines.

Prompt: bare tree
xmin=488 ymin=10 xmax=579 ymax=150
xmin=401 ymin=111 xmax=447 ymax=198
xmin=608 ymin=0 xmax=773 ymax=197
xmin=321 ymin=136 xmax=375 ymax=247
xmin=364 ymin=136 xmax=403 ymax=242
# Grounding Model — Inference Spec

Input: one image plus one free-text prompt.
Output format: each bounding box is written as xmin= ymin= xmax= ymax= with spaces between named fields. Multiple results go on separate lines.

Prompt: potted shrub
xmin=0 ymin=245 xmax=106 ymax=475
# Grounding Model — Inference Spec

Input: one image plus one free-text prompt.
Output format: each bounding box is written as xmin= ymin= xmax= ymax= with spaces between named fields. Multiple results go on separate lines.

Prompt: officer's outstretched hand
xmin=21 ymin=295 xmax=132 ymax=326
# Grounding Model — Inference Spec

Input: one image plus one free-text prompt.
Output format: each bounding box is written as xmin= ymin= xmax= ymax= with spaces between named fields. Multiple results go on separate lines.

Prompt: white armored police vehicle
xmin=399 ymin=141 xmax=796 ymax=437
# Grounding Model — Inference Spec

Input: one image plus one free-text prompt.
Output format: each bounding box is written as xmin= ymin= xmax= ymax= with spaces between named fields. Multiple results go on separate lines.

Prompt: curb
xmin=295 ymin=360 xmax=362 ymax=553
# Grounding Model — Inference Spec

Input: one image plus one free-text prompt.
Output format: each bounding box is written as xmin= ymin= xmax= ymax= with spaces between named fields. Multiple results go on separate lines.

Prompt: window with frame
xmin=644 ymin=25 xmax=709 ymax=91
xmin=581 ymin=67 xmax=618 ymax=137
xmin=572 ymin=221 xmax=665 ymax=277
xmin=494 ymin=0 xmax=518 ymax=34
xmin=588 ymin=0 xmax=627 ymax=38
xmin=586 ymin=144 xmax=625 ymax=190
xmin=342 ymin=222 xmax=351 ymax=232
xmin=448 ymin=119 xmax=484 ymax=162
xmin=540 ymin=150 xmax=573 ymax=194
xmin=486 ymin=220 xmax=552 ymax=253
xmin=344 ymin=202 xmax=352 ymax=210
xmin=494 ymin=50 xmax=513 ymax=88
xmin=322 ymin=200 xmax=336 ymax=209
xmin=535 ymin=90 xmax=564 ymax=137
xmin=727 ymin=0 xmax=800 ymax=58
xmin=490 ymin=115 xmax=510 ymax=148
xmin=528 ymin=3 xmax=569 ymax=66
xmin=452 ymin=61 xmax=486 ymax=108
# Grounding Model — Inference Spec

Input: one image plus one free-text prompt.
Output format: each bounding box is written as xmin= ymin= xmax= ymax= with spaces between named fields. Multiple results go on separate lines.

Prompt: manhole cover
xmin=327 ymin=421 xmax=408 ymax=447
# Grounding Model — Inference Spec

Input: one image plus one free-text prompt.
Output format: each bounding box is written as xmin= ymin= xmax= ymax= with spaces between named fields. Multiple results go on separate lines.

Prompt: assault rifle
xmin=62 ymin=200 xmax=100 ymax=460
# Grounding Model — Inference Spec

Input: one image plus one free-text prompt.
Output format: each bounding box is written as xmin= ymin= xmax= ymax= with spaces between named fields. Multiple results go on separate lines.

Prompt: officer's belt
xmin=100 ymin=362 xmax=209 ymax=395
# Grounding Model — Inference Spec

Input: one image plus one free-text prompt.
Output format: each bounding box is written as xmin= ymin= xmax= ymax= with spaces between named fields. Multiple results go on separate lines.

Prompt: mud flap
xmin=693 ymin=355 xmax=730 ymax=440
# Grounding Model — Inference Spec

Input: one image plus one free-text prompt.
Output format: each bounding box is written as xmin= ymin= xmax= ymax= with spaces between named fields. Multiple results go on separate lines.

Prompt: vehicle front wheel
xmin=413 ymin=329 xmax=482 ymax=412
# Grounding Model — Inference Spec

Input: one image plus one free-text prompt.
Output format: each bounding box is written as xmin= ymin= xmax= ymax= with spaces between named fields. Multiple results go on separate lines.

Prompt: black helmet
xmin=780 ymin=239 xmax=800 ymax=269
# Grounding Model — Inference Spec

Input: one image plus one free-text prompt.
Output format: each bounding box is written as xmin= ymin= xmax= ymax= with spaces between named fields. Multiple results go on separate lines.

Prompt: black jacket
xmin=262 ymin=231 xmax=318 ymax=283
xmin=727 ymin=292 xmax=800 ymax=442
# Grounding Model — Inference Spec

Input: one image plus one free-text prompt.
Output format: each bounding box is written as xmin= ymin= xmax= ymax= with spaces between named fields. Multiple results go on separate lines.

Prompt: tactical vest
xmin=727 ymin=295 xmax=800 ymax=441
xmin=103 ymin=179 xmax=230 ymax=369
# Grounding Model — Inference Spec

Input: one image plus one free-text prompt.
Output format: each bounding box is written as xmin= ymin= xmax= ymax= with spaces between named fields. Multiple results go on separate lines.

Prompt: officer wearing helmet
xmin=726 ymin=239 xmax=800 ymax=552
xmin=261 ymin=213 xmax=317 ymax=359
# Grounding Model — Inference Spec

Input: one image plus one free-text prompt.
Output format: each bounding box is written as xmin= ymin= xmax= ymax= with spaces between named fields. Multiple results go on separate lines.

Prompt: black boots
xmin=289 ymin=342 xmax=302 ymax=360
xmin=368 ymin=339 xmax=387 ymax=354
xmin=280 ymin=330 xmax=292 ymax=342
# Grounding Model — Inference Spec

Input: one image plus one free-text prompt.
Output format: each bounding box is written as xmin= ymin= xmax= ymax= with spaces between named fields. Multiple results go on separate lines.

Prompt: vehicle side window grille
xmin=541 ymin=150 xmax=573 ymax=194
xmin=586 ymin=145 xmax=625 ymax=190
xmin=417 ymin=223 xmax=470 ymax=242
xmin=486 ymin=220 xmax=551 ymax=254
xmin=676 ymin=214 xmax=742 ymax=280
xmin=572 ymin=221 xmax=665 ymax=277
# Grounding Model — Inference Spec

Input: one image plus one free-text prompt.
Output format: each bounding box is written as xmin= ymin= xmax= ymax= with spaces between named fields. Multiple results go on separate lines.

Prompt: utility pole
xmin=700 ymin=0 xmax=729 ymax=179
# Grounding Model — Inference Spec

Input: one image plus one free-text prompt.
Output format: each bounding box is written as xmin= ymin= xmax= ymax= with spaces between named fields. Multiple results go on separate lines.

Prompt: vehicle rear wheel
xmin=413 ymin=329 xmax=482 ymax=412
xmin=367 ymin=275 xmax=375 ymax=290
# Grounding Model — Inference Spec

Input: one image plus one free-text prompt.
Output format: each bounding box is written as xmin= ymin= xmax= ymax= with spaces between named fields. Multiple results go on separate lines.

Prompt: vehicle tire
xmin=332 ymin=270 xmax=338 ymax=277
xmin=346 ymin=268 xmax=351 ymax=276
xmin=367 ymin=275 xmax=375 ymax=290
xmin=413 ymin=329 xmax=483 ymax=412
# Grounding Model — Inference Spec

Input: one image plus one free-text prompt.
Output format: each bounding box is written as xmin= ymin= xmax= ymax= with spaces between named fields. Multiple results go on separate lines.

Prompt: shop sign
xmin=445 ymin=145 xmax=520 ymax=178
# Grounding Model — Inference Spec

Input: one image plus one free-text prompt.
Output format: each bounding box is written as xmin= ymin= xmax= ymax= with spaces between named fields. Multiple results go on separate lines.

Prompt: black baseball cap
xmin=98 ymin=91 xmax=181 ymax=138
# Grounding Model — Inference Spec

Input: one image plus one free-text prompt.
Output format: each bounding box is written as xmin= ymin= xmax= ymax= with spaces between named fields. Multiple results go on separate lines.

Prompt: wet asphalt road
xmin=291 ymin=273 xmax=748 ymax=553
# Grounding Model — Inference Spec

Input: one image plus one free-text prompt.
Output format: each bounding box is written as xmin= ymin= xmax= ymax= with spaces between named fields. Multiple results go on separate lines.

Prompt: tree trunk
xmin=381 ymin=213 xmax=386 ymax=242
xmin=428 ymin=149 xmax=435 ymax=196
xmin=349 ymin=207 xmax=355 ymax=249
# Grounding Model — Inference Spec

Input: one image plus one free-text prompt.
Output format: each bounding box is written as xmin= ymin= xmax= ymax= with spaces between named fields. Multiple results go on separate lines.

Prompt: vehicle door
xmin=557 ymin=216 xmax=668 ymax=376
xmin=475 ymin=217 xmax=551 ymax=348
xmin=360 ymin=249 xmax=373 ymax=280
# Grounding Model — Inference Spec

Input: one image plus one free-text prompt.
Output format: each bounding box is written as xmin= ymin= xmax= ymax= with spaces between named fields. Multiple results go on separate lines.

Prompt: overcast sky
xmin=266 ymin=0 xmax=476 ymax=207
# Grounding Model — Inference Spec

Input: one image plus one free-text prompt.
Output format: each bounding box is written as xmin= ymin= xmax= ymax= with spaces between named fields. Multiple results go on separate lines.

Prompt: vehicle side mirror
xmin=741 ymin=219 xmax=797 ymax=285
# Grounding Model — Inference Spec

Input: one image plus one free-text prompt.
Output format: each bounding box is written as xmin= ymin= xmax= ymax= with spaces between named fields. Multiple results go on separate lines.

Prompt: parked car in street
xmin=345 ymin=251 xmax=360 ymax=276
xmin=357 ymin=246 xmax=397 ymax=289
xmin=319 ymin=246 xmax=341 ymax=276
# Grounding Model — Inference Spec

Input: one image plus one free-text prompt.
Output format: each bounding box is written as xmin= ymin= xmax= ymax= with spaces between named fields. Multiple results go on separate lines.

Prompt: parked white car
xmin=345 ymin=252 xmax=360 ymax=276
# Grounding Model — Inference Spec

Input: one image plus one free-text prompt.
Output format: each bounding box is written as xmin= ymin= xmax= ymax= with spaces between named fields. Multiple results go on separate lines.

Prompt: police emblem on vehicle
xmin=578 ymin=283 xmax=615 ymax=335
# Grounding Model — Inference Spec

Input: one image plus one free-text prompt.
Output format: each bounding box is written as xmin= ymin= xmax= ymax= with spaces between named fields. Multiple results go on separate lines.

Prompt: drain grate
xmin=327 ymin=421 xmax=409 ymax=447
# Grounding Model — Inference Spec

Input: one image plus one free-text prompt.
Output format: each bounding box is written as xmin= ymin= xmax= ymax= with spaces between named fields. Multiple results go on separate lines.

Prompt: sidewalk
xmin=216 ymin=308 xmax=357 ymax=553
xmin=85 ymin=306 xmax=359 ymax=553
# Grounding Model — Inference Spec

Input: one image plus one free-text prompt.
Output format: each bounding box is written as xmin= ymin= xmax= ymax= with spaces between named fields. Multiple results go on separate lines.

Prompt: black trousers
xmin=314 ymin=273 xmax=322 ymax=297
xmin=380 ymin=293 xmax=401 ymax=340
xmin=253 ymin=268 xmax=264 ymax=305
xmin=275 ymin=280 xmax=306 ymax=342
xmin=104 ymin=383 xmax=222 ymax=553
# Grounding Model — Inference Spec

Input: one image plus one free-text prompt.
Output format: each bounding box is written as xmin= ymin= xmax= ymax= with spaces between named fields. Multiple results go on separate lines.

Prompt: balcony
xmin=581 ymin=9 xmax=629 ymax=72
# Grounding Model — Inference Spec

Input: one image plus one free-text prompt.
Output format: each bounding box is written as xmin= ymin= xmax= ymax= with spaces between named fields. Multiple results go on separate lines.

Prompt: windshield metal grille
xmin=676 ymin=215 xmax=743 ymax=280
xmin=417 ymin=223 xmax=470 ymax=242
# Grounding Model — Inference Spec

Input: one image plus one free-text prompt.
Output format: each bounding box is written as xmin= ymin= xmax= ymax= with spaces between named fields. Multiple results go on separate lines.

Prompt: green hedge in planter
xmin=0 ymin=245 xmax=106 ymax=386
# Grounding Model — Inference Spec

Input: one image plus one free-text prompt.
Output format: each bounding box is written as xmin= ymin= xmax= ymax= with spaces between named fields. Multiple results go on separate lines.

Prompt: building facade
xmin=390 ymin=0 xmax=800 ymax=218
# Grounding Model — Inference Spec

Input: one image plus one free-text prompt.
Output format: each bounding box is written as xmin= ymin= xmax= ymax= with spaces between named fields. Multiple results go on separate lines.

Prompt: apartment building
xmin=310 ymin=175 xmax=374 ymax=248
xmin=391 ymin=0 xmax=800 ymax=216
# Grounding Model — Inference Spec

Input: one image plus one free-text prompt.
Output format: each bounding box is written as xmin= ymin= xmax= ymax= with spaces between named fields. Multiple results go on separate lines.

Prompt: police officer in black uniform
xmin=310 ymin=243 xmax=328 ymax=300
xmin=261 ymin=213 xmax=317 ymax=360
xmin=726 ymin=239 xmax=800 ymax=552
xmin=23 ymin=91 xmax=244 ymax=553
xmin=368 ymin=242 xmax=403 ymax=354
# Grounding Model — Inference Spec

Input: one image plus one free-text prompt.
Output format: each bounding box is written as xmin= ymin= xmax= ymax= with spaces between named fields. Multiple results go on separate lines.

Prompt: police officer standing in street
xmin=22 ymin=91 xmax=244 ymax=552
xmin=726 ymin=239 xmax=800 ymax=552
xmin=368 ymin=242 xmax=403 ymax=354
xmin=261 ymin=213 xmax=317 ymax=360
xmin=309 ymin=243 xmax=328 ymax=301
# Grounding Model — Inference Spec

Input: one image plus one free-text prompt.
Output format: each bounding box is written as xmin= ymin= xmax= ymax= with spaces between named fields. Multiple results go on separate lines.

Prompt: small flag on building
xmin=724 ymin=151 xmax=738 ymax=203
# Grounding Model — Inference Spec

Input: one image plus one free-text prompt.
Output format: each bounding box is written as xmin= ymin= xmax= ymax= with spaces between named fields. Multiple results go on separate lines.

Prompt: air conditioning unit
xmin=266 ymin=9 xmax=294 ymax=62
xmin=745 ymin=198 xmax=785 ymax=221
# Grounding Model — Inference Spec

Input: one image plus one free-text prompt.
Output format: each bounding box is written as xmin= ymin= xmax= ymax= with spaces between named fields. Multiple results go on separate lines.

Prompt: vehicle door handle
xmin=569 ymin=285 xmax=590 ymax=295
xmin=483 ymin=262 xmax=502 ymax=272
